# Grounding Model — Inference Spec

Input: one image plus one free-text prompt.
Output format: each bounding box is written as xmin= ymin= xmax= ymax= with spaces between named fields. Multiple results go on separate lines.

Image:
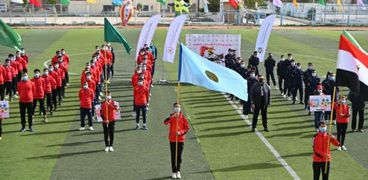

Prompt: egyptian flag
xmin=229 ymin=0 xmax=239 ymax=9
xmin=29 ymin=0 xmax=42 ymax=7
xmin=336 ymin=34 xmax=368 ymax=100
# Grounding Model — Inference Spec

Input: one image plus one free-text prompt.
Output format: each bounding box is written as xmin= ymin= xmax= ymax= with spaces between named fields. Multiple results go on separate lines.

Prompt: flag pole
xmin=104 ymin=48 xmax=109 ymax=128
xmin=175 ymin=81 xmax=180 ymax=169
xmin=325 ymin=86 xmax=337 ymax=174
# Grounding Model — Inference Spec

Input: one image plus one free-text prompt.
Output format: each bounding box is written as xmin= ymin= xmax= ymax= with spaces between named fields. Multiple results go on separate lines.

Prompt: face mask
xmin=143 ymin=67 xmax=147 ymax=71
xmin=22 ymin=76 xmax=28 ymax=81
xmin=291 ymin=63 xmax=295 ymax=66
xmin=106 ymin=96 xmax=112 ymax=100
xmin=241 ymin=64 xmax=246 ymax=68
xmin=312 ymin=73 xmax=317 ymax=77
xmin=251 ymin=74 xmax=255 ymax=78
xmin=138 ymin=81 xmax=143 ymax=86
xmin=86 ymin=66 xmax=91 ymax=69
xmin=35 ymin=73 xmax=40 ymax=78
xmin=83 ymin=85 xmax=88 ymax=89
xmin=342 ymin=100 xmax=347 ymax=104
xmin=87 ymin=76 xmax=91 ymax=80
xmin=49 ymin=68 xmax=54 ymax=72
xmin=297 ymin=66 xmax=301 ymax=70
xmin=61 ymin=51 xmax=65 ymax=55
xmin=318 ymin=90 xmax=322 ymax=93
xmin=137 ymin=70 xmax=142 ymax=74
xmin=329 ymin=77 xmax=335 ymax=81
xmin=308 ymin=66 xmax=313 ymax=70
xmin=174 ymin=107 xmax=181 ymax=113
xmin=55 ymin=65 xmax=59 ymax=69
xmin=6 ymin=63 xmax=10 ymax=66
xmin=44 ymin=72 xmax=49 ymax=76
xmin=319 ymin=127 xmax=327 ymax=133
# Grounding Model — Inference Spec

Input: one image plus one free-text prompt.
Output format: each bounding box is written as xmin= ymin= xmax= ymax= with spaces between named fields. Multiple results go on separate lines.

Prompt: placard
xmin=0 ymin=101 xmax=9 ymax=118
xmin=309 ymin=95 xmax=332 ymax=112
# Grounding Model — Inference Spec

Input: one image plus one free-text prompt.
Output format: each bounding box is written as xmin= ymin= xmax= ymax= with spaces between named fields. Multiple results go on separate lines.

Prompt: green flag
xmin=60 ymin=0 xmax=70 ymax=5
xmin=319 ymin=0 xmax=326 ymax=5
xmin=104 ymin=18 xmax=131 ymax=54
xmin=156 ymin=0 xmax=166 ymax=5
xmin=0 ymin=19 xmax=22 ymax=50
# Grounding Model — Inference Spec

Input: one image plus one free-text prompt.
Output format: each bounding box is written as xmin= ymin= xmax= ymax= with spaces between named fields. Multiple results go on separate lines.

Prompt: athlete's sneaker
xmin=109 ymin=146 xmax=114 ymax=152
xmin=20 ymin=128 xmax=26 ymax=133
xmin=88 ymin=126 xmax=94 ymax=131
xmin=359 ymin=129 xmax=364 ymax=133
xmin=171 ymin=173 xmax=177 ymax=179
xmin=13 ymin=95 xmax=19 ymax=99
xmin=44 ymin=115 xmax=48 ymax=123
xmin=337 ymin=146 xmax=342 ymax=151
xmin=177 ymin=172 xmax=181 ymax=179
xmin=79 ymin=127 xmax=86 ymax=131
xmin=29 ymin=128 xmax=34 ymax=132
xmin=342 ymin=145 xmax=347 ymax=151
xmin=283 ymin=94 xmax=287 ymax=98
xmin=142 ymin=125 xmax=148 ymax=130
xmin=104 ymin=147 xmax=109 ymax=152
xmin=135 ymin=124 xmax=140 ymax=130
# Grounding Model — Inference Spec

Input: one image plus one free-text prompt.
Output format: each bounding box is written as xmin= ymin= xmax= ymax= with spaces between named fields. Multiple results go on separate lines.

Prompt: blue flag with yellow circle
xmin=178 ymin=43 xmax=248 ymax=101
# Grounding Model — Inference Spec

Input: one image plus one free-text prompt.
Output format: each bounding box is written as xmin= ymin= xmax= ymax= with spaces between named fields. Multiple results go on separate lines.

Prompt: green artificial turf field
xmin=0 ymin=28 xmax=367 ymax=180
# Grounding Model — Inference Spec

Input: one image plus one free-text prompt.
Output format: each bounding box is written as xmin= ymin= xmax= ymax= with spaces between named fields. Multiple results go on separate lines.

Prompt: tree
xmin=243 ymin=0 xmax=265 ymax=9
xmin=208 ymin=0 xmax=220 ymax=12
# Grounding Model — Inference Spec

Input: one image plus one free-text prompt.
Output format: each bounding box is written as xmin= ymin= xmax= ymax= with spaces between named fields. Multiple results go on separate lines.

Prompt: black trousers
xmin=56 ymin=87 xmax=62 ymax=105
xmin=336 ymin=123 xmax=347 ymax=146
xmin=52 ymin=89 xmax=58 ymax=110
xmin=80 ymin=108 xmax=93 ymax=127
xmin=278 ymin=76 xmax=284 ymax=93
xmin=102 ymin=121 xmax=115 ymax=147
xmin=242 ymin=100 xmax=251 ymax=115
xmin=292 ymin=84 xmax=303 ymax=102
xmin=266 ymin=71 xmax=276 ymax=86
xmin=19 ymin=102 xmax=33 ymax=129
xmin=304 ymin=91 xmax=310 ymax=109
xmin=283 ymin=79 xmax=291 ymax=96
xmin=0 ymin=84 xmax=4 ymax=100
xmin=135 ymin=105 xmax=147 ymax=124
xmin=110 ymin=63 xmax=114 ymax=77
xmin=352 ymin=109 xmax=364 ymax=130
xmin=103 ymin=65 xmax=111 ymax=81
xmin=4 ymin=81 xmax=12 ymax=100
xmin=0 ymin=119 xmax=2 ymax=137
xmin=61 ymin=79 xmax=66 ymax=98
xmin=33 ymin=99 xmax=46 ymax=116
xmin=12 ymin=77 xmax=17 ymax=95
xmin=45 ymin=93 xmax=53 ymax=113
xmin=65 ymin=71 xmax=69 ymax=84
xmin=252 ymin=105 xmax=268 ymax=129
xmin=170 ymin=142 xmax=184 ymax=173
xmin=313 ymin=162 xmax=330 ymax=180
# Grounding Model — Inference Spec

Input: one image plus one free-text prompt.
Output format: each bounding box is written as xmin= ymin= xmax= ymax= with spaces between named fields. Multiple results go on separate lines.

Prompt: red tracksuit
xmin=133 ymin=85 xmax=149 ymax=106
xmin=17 ymin=80 xmax=35 ymax=103
xmin=31 ymin=77 xmax=45 ymax=100
xmin=79 ymin=88 xmax=94 ymax=109
xmin=101 ymin=100 xmax=118 ymax=122
xmin=335 ymin=103 xmax=350 ymax=147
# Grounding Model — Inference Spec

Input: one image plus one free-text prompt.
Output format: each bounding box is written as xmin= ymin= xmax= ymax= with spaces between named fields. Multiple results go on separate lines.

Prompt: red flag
xmin=29 ymin=0 xmax=42 ymax=7
xmin=229 ymin=0 xmax=239 ymax=9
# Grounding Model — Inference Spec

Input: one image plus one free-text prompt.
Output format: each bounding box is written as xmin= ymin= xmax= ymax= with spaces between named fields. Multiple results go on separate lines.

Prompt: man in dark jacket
xmin=225 ymin=48 xmax=236 ymax=70
xmin=291 ymin=63 xmax=304 ymax=104
xmin=250 ymin=75 xmax=271 ymax=132
xmin=305 ymin=70 xmax=320 ymax=115
xmin=276 ymin=55 xmax=285 ymax=94
xmin=264 ymin=53 xmax=276 ymax=87
xmin=348 ymin=92 xmax=365 ymax=132
xmin=282 ymin=54 xmax=292 ymax=97
xmin=248 ymin=51 xmax=260 ymax=75
xmin=322 ymin=72 xmax=338 ymax=122
xmin=303 ymin=63 xmax=314 ymax=109
xmin=285 ymin=59 xmax=296 ymax=100
xmin=243 ymin=68 xmax=257 ymax=119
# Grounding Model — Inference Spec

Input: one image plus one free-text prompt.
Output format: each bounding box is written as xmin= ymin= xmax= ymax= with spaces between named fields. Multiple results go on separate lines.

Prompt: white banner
xmin=163 ymin=14 xmax=187 ymax=63
xmin=255 ymin=14 xmax=276 ymax=62
xmin=309 ymin=95 xmax=332 ymax=112
xmin=135 ymin=14 xmax=161 ymax=59
xmin=0 ymin=101 xmax=9 ymax=118
xmin=11 ymin=0 xmax=24 ymax=4
xmin=185 ymin=34 xmax=241 ymax=65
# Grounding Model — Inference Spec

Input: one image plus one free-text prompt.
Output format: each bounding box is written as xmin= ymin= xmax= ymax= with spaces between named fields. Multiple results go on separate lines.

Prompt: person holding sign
xmin=313 ymin=84 xmax=325 ymax=131
xmin=101 ymin=91 xmax=119 ymax=152
xmin=164 ymin=103 xmax=189 ymax=179
xmin=312 ymin=121 xmax=340 ymax=180
xmin=334 ymin=96 xmax=350 ymax=151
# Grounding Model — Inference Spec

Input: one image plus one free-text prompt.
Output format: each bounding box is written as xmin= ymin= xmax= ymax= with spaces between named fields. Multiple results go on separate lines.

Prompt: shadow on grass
xmin=191 ymin=118 xmax=242 ymax=125
xmin=194 ymin=162 xmax=282 ymax=173
xmin=282 ymin=152 xmax=311 ymax=158
xmin=27 ymin=149 xmax=102 ymax=160
xmin=274 ymin=124 xmax=313 ymax=131
xmin=194 ymin=109 xmax=235 ymax=115
xmin=200 ymin=124 xmax=248 ymax=132
xmin=21 ymin=129 xmax=77 ymax=136
xmin=273 ymin=119 xmax=312 ymax=126
xmin=196 ymin=113 xmax=240 ymax=120
xmin=46 ymin=140 xmax=103 ymax=147
xmin=145 ymin=176 xmax=172 ymax=180
xmin=197 ymin=130 xmax=251 ymax=139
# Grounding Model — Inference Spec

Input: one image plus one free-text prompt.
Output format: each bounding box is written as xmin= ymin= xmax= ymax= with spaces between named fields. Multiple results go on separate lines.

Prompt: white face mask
xmin=251 ymin=74 xmax=255 ymax=78
xmin=35 ymin=73 xmax=40 ymax=78
xmin=342 ymin=100 xmax=347 ymax=104
xmin=138 ymin=81 xmax=143 ymax=86
xmin=55 ymin=65 xmax=59 ymax=69
xmin=106 ymin=96 xmax=112 ymax=100
xmin=241 ymin=64 xmax=246 ymax=68
xmin=83 ymin=85 xmax=88 ymax=89
xmin=49 ymin=68 xmax=54 ymax=72
xmin=174 ymin=107 xmax=181 ymax=113
xmin=312 ymin=73 xmax=317 ymax=77
xmin=137 ymin=70 xmax=142 ymax=74
xmin=87 ymin=76 xmax=92 ymax=80
xmin=318 ymin=90 xmax=322 ymax=93
xmin=44 ymin=72 xmax=49 ymax=76
xmin=319 ymin=127 xmax=327 ymax=133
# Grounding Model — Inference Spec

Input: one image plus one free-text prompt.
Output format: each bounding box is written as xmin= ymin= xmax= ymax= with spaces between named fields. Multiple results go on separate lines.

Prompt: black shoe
xmin=308 ymin=112 xmax=311 ymax=115
xmin=292 ymin=101 xmax=295 ymax=105
xmin=142 ymin=125 xmax=148 ymax=130
xmin=20 ymin=128 xmax=26 ymax=132
xmin=264 ymin=128 xmax=269 ymax=132
xmin=299 ymin=102 xmax=304 ymax=104
xmin=29 ymin=128 xmax=34 ymax=132
xmin=251 ymin=128 xmax=255 ymax=132
xmin=135 ymin=125 xmax=140 ymax=130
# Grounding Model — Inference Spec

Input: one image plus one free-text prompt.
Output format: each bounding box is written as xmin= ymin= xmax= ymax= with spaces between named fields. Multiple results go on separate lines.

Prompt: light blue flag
xmin=178 ymin=44 xmax=248 ymax=101
xmin=112 ymin=0 xmax=123 ymax=6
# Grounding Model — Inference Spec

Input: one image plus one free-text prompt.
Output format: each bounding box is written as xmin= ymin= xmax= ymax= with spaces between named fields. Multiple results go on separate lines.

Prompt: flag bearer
xmin=164 ymin=103 xmax=189 ymax=179
xmin=101 ymin=91 xmax=119 ymax=152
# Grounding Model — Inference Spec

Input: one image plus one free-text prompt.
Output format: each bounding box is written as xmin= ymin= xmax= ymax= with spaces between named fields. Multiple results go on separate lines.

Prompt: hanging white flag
xmin=357 ymin=0 xmax=366 ymax=10
xmin=11 ymin=0 xmax=24 ymax=4
xmin=135 ymin=14 xmax=161 ymax=59
xmin=163 ymin=14 xmax=187 ymax=63
xmin=255 ymin=14 xmax=276 ymax=62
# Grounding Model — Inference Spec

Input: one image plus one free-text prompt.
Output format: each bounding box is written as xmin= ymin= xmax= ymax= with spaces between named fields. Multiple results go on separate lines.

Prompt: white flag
xmin=135 ymin=14 xmax=161 ymax=59
xmin=163 ymin=14 xmax=187 ymax=63
xmin=11 ymin=0 xmax=24 ymax=4
xmin=255 ymin=14 xmax=276 ymax=62
xmin=357 ymin=0 xmax=366 ymax=10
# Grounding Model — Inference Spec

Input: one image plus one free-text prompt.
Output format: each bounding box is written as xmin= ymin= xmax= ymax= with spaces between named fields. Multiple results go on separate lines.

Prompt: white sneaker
xmin=79 ymin=127 xmax=86 ymax=131
xmin=109 ymin=146 xmax=114 ymax=152
xmin=342 ymin=145 xmax=347 ymax=151
xmin=333 ymin=120 xmax=336 ymax=125
xmin=337 ymin=146 xmax=342 ymax=151
xmin=88 ymin=126 xmax=94 ymax=131
xmin=283 ymin=95 xmax=287 ymax=98
xmin=177 ymin=172 xmax=181 ymax=179
xmin=171 ymin=173 xmax=177 ymax=179
xmin=13 ymin=95 xmax=19 ymax=99
xmin=0 ymin=137 xmax=2 ymax=140
xmin=275 ymin=87 xmax=279 ymax=90
xmin=244 ymin=115 xmax=248 ymax=119
xmin=287 ymin=97 xmax=292 ymax=101
xmin=104 ymin=147 xmax=109 ymax=152
xmin=281 ymin=93 xmax=284 ymax=96
xmin=295 ymin=97 xmax=298 ymax=101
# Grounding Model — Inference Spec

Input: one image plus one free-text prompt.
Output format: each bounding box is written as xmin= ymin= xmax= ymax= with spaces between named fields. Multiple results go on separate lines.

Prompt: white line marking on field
xmin=223 ymin=94 xmax=301 ymax=180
